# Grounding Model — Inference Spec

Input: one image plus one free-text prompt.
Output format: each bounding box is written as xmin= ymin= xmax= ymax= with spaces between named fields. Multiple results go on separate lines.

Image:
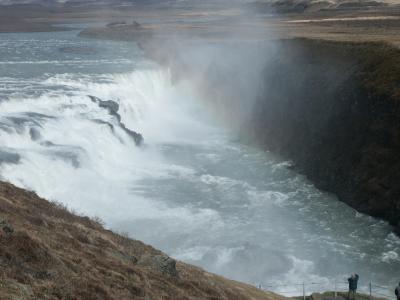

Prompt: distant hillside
xmin=245 ymin=0 xmax=395 ymax=13
xmin=0 ymin=0 xmax=397 ymax=9
xmin=0 ymin=0 xmax=245 ymax=6
xmin=0 ymin=0 xmax=128 ymax=6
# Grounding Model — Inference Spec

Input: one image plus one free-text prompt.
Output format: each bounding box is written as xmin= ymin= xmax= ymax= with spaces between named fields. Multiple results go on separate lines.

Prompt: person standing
xmin=348 ymin=273 xmax=359 ymax=300
xmin=395 ymin=282 xmax=400 ymax=300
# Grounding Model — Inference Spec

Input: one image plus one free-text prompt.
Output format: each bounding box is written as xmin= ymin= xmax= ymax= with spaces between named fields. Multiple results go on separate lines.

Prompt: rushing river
xmin=0 ymin=29 xmax=399 ymax=297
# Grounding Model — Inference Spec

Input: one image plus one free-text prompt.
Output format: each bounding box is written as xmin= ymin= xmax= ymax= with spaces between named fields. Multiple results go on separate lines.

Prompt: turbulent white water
xmin=0 ymin=29 xmax=399 ymax=297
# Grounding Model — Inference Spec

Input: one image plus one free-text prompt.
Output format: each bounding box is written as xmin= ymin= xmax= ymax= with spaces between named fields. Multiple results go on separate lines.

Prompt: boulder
xmin=138 ymin=254 xmax=178 ymax=277
xmin=88 ymin=95 xmax=143 ymax=146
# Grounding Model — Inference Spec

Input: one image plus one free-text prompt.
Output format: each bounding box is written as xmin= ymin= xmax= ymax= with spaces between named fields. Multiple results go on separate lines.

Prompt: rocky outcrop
xmin=243 ymin=39 xmax=400 ymax=234
xmin=88 ymin=95 xmax=143 ymax=146
xmin=138 ymin=254 xmax=178 ymax=277
xmin=0 ymin=181 xmax=283 ymax=300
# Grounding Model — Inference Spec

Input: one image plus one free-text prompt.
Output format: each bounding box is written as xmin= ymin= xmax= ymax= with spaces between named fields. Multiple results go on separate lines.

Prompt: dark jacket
xmin=395 ymin=285 xmax=400 ymax=298
xmin=348 ymin=274 xmax=359 ymax=291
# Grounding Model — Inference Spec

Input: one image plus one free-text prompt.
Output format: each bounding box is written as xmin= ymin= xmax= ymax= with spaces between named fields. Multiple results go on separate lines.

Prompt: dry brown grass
xmin=0 ymin=181 xmax=286 ymax=300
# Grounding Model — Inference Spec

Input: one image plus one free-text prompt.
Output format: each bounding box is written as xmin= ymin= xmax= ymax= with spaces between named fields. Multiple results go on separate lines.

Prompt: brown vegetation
xmin=0 ymin=181 xmax=285 ymax=300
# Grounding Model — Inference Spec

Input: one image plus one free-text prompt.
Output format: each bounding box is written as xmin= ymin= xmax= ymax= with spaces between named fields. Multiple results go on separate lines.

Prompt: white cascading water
xmin=0 ymin=30 xmax=399 ymax=296
xmin=0 ymin=69 xmax=220 ymax=229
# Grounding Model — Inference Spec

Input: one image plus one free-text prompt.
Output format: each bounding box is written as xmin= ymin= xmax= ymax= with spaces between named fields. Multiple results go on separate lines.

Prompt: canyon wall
xmin=244 ymin=39 xmax=400 ymax=233
xmin=135 ymin=34 xmax=400 ymax=234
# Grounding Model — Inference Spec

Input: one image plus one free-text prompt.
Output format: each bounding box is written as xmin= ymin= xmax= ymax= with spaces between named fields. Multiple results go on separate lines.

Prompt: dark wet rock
xmin=89 ymin=95 xmax=119 ymax=114
xmin=242 ymin=39 xmax=400 ymax=235
xmin=88 ymin=95 xmax=143 ymax=146
xmin=394 ymin=224 xmax=400 ymax=236
xmin=91 ymin=119 xmax=125 ymax=143
xmin=92 ymin=119 xmax=115 ymax=132
xmin=138 ymin=254 xmax=178 ymax=277
xmin=89 ymin=95 xmax=121 ymax=121
xmin=120 ymin=122 xmax=144 ymax=146
xmin=98 ymin=100 xmax=120 ymax=115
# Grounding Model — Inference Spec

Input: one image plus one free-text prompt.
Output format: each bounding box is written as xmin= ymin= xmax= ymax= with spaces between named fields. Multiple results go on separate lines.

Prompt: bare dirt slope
xmin=0 ymin=181 xmax=284 ymax=300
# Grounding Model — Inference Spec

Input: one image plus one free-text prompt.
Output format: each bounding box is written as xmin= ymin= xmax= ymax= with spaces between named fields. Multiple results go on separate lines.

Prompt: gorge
xmin=1 ymin=1 xmax=400 ymax=299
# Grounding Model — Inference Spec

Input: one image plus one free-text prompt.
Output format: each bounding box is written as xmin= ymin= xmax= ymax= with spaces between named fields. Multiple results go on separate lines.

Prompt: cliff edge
xmin=244 ymin=39 xmax=400 ymax=234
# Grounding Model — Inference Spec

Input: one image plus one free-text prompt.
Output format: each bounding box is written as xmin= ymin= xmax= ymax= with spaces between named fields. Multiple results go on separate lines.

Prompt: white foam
xmin=248 ymin=190 xmax=289 ymax=207
xmin=0 ymin=68 xmax=222 ymax=238
xmin=200 ymin=174 xmax=252 ymax=190
xmin=381 ymin=250 xmax=399 ymax=263
xmin=267 ymin=256 xmax=331 ymax=296
xmin=271 ymin=160 xmax=293 ymax=172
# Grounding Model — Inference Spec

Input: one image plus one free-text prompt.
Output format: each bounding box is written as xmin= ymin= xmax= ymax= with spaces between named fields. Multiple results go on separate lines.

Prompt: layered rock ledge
xmin=244 ymin=39 xmax=400 ymax=234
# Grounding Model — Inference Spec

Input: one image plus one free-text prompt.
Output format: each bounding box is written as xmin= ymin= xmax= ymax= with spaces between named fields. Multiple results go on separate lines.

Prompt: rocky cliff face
xmin=243 ymin=39 xmax=400 ymax=234
xmin=0 ymin=181 xmax=284 ymax=300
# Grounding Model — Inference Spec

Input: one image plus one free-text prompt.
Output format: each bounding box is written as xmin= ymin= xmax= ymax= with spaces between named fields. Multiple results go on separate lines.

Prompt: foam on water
xmin=0 ymin=66 xmax=222 ymax=234
xmin=0 ymin=30 xmax=400 ymax=298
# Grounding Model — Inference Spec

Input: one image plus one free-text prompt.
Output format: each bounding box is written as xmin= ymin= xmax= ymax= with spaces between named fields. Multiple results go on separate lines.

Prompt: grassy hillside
xmin=0 ymin=181 xmax=285 ymax=300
